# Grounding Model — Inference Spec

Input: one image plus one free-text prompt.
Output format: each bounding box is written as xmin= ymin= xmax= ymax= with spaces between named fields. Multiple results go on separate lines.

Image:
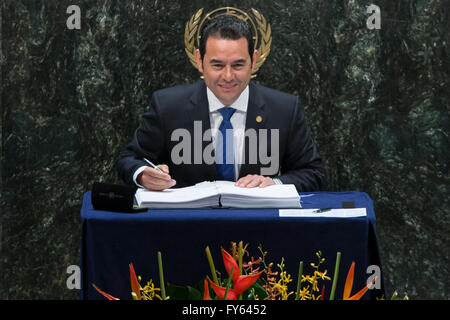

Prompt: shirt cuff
xmin=133 ymin=166 xmax=148 ymax=188
xmin=271 ymin=178 xmax=283 ymax=185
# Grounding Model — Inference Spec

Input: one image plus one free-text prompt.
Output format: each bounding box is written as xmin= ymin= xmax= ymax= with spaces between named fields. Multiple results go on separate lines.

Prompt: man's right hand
xmin=137 ymin=164 xmax=176 ymax=191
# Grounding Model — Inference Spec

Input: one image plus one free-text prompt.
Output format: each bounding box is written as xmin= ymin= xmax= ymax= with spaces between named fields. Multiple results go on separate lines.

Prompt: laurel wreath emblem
xmin=184 ymin=7 xmax=272 ymax=76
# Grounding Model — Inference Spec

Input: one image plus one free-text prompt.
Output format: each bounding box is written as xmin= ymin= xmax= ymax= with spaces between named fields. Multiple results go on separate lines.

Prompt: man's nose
xmin=222 ymin=65 xmax=234 ymax=81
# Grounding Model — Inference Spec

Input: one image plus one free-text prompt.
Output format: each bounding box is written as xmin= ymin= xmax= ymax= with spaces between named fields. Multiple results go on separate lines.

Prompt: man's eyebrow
xmin=209 ymin=58 xmax=247 ymax=64
xmin=209 ymin=59 xmax=224 ymax=64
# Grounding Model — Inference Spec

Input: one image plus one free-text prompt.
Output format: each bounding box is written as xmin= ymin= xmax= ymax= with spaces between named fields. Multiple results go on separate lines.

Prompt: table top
xmin=81 ymin=190 xmax=376 ymax=222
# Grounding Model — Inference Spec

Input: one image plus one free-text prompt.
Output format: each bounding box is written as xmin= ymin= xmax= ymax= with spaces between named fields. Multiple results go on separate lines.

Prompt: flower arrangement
xmin=93 ymin=241 xmax=407 ymax=300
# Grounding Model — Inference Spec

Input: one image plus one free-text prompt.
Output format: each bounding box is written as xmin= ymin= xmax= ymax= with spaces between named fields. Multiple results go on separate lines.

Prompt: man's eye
xmin=212 ymin=64 xmax=223 ymax=69
xmin=233 ymin=64 xmax=244 ymax=69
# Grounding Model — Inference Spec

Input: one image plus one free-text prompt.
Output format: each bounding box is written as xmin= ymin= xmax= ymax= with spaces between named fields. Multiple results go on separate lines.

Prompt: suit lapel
xmin=187 ymin=81 xmax=221 ymax=180
xmin=187 ymin=81 xmax=211 ymax=128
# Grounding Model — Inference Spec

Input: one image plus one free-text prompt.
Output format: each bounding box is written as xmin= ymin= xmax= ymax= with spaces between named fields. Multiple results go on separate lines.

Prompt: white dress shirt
xmin=206 ymin=85 xmax=248 ymax=180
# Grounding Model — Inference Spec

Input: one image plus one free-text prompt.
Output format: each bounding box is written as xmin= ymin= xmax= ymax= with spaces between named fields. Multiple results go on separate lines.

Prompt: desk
xmin=80 ymin=191 xmax=384 ymax=300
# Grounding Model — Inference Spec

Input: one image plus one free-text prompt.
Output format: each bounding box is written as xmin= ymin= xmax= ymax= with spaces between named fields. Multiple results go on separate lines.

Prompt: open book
xmin=135 ymin=180 xmax=301 ymax=209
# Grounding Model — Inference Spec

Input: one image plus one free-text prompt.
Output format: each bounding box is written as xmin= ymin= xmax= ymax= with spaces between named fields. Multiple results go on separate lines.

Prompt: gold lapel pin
xmin=256 ymin=115 xmax=263 ymax=123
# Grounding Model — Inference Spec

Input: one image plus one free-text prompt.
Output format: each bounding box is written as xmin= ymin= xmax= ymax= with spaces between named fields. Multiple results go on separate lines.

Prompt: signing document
xmin=135 ymin=180 xmax=301 ymax=209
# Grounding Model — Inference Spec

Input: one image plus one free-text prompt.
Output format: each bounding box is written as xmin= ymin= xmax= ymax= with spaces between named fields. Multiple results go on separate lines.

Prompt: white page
xmin=135 ymin=184 xmax=219 ymax=205
xmin=215 ymin=181 xmax=301 ymax=208
xmin=216 ymin=181 xmax=300 ymax=199
xmin=279 ymin=208 xmax=366 ymax=218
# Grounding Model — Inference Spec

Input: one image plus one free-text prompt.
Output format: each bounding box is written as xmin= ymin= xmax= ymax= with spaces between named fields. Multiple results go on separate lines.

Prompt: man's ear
xmin=251 ymin=49 xmax=259 ymax=72
xmin=195 ymin=49 xmax=204 ymax=73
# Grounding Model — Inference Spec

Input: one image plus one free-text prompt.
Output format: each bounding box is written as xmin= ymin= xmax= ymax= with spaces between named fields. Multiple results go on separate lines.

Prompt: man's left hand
xmin=235 ymin=175 xmax=275 ymax=188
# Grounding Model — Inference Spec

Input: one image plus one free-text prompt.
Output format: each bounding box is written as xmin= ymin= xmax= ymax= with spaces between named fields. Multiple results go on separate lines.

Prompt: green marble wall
xmin=1 ymin=0 xmax=448 ymax=299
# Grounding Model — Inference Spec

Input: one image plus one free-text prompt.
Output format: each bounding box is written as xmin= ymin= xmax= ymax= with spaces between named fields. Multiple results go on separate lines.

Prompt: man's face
xmin=196 ymin=36 xmax=258 ymax=106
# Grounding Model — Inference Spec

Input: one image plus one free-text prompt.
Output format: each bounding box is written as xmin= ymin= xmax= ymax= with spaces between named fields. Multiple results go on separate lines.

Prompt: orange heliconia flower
xmin=343 ymin=262 xmax=376 ymax=300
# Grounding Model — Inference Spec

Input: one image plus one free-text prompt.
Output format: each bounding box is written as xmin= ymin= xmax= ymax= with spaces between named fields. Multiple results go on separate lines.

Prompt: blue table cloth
xmin=80 ymin=191 xmax=384 ymax=300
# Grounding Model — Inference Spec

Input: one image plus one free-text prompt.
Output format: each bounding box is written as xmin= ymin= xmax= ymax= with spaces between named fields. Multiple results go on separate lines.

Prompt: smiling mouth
xmin=219 ymin=84 xmax=237 ymax=90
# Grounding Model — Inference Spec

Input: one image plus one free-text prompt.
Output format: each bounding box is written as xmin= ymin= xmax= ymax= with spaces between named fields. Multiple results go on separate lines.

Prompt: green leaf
xmin=244 ymin=279 xmax=269 ymax=300
xmin=166 ymin=283 xmax=202 ymax=300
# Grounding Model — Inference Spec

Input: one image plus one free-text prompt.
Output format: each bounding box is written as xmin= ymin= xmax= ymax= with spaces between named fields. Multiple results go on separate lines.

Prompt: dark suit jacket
xmin=116 ymin=81 xmax=326 ymax=192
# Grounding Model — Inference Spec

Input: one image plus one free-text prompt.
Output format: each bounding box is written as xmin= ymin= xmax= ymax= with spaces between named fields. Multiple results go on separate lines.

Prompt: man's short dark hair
xmin=199 ymin=14 xmax=254 ymax=62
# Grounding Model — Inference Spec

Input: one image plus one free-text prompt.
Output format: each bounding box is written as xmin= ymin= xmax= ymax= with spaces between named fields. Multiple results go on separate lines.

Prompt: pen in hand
xmin=143 ymin=158 xmax=176 ymax=185
xmin=143 ymin=158 xmax=164 ymax=173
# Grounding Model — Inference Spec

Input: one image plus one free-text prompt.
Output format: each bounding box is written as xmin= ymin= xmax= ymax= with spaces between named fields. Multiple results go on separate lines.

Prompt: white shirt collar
xmin=206 ymin=85 xmax=249 ymax=113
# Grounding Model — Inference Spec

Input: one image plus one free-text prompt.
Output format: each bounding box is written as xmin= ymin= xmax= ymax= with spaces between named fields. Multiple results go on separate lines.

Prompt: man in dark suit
xmin=116 ymin=14 xmax=326 ymax=192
